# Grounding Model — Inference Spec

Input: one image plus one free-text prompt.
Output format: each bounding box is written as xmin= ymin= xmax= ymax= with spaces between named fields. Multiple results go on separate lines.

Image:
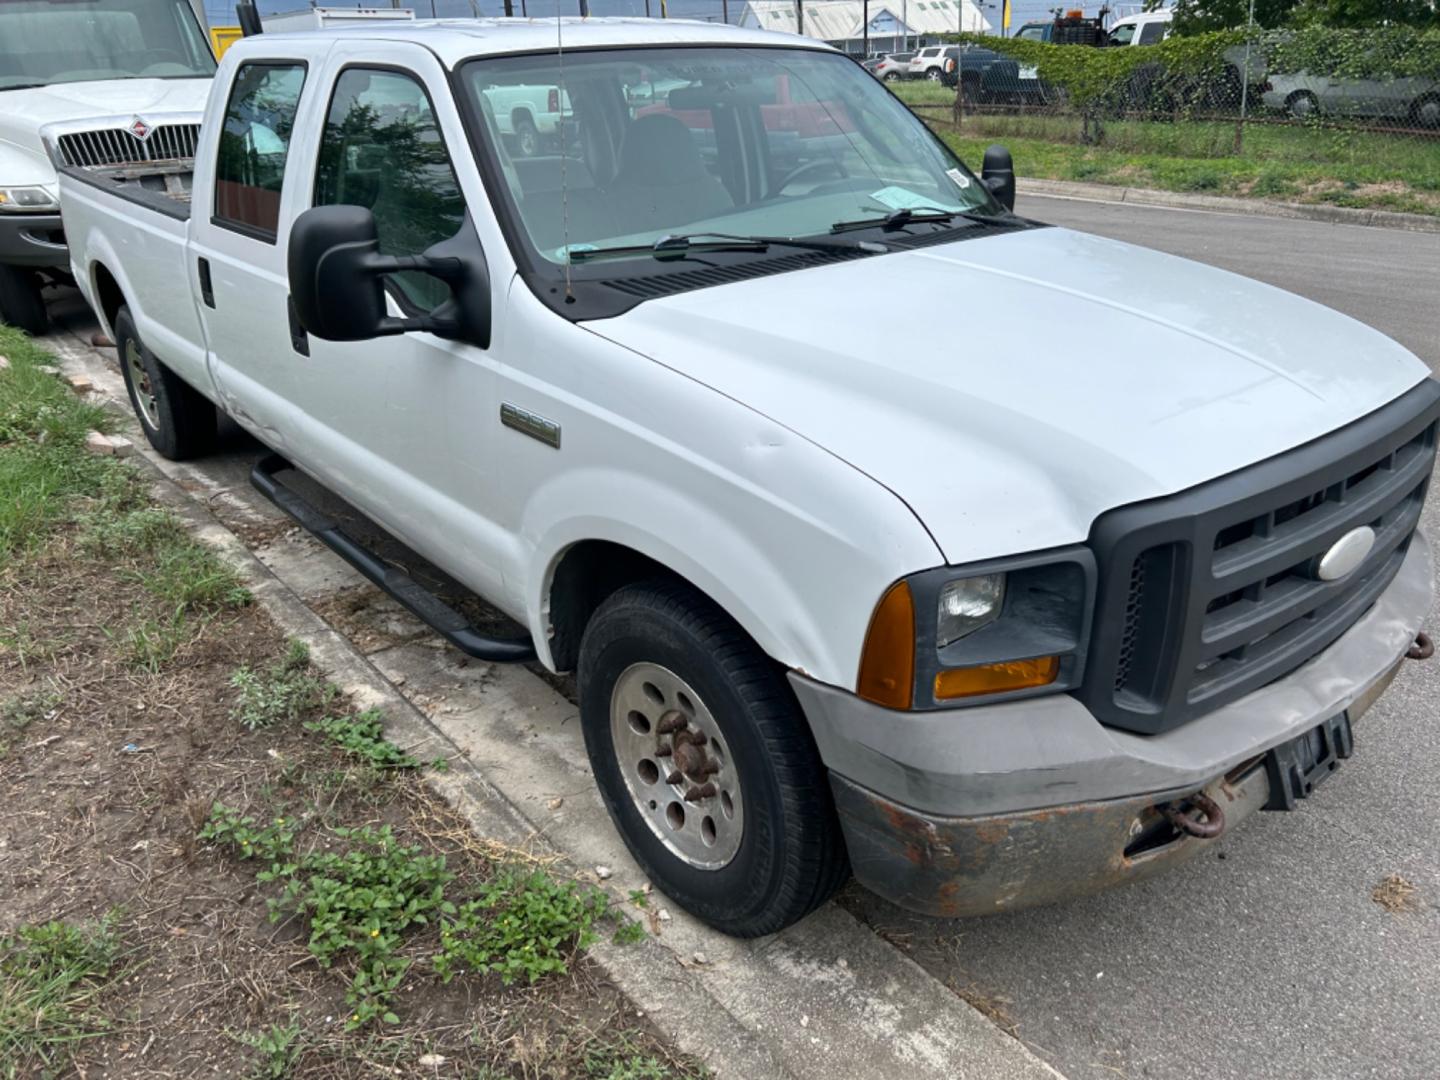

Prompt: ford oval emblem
xmin=1317 ymin=526 xmax=1376 ymax=581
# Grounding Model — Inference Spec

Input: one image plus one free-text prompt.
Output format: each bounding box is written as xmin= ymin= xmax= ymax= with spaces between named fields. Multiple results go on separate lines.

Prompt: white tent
xmin=741 ymin=0 xmax=992 ymax=53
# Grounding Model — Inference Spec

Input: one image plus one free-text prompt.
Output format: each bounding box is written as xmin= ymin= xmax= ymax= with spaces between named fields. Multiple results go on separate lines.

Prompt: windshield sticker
xmin=555 ymin=243 xmax=598 ymax=261
xmin=946 ymin=168 xmax=971 ymax=190
xmin=868 ymin=186 xmax=956 ymax=213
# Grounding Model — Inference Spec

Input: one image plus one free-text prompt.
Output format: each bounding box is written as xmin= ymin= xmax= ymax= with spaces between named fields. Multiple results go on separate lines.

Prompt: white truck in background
xmin=56 ymin=19 xmax=1438 ymax=938
xmin=261 ymin=6 xmax=416 ymax=34
xmin=0 ymin=0 xmax=215 ymax=334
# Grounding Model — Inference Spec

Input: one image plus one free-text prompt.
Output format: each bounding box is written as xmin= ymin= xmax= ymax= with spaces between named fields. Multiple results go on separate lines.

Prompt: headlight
xmin=937 ymin=573 xmax=1004 ymax=647
xmin=857 ymin=549 xmax=1095 ymax=711
xmin=0 ymin=186 xmax=59 ymax=212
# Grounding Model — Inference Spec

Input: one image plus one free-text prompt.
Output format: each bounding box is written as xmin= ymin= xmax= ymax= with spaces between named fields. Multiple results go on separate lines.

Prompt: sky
xmin=205 ymin=0 xmax=1156 ymax=37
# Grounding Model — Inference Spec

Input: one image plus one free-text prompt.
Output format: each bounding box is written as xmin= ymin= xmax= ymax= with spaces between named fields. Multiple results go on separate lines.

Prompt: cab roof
xmin=233 ymin=17 xmax=833 ymax=68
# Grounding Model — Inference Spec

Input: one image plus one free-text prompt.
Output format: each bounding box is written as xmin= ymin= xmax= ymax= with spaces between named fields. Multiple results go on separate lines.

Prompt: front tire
xmin=114 ymin=306 xmax=216 ymax=460
xmin=0 ymin=264 xmax=48 ymax=335
xmin=927 ymin=67 xmax=943 ymax=82
xmin=578 ymin=580 xmax=848 ymax=937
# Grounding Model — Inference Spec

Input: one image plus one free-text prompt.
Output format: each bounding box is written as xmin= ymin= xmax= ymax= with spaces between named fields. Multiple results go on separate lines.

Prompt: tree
xmin=1160 ymin=0 xmax=1439 ymax=33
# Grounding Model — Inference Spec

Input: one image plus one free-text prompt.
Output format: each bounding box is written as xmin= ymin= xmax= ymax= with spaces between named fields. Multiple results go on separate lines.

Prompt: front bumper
xmin=791 ymin=530 xmax=1431 ymax=917
xmin=0 ymin=212 xmax=67 ymax=269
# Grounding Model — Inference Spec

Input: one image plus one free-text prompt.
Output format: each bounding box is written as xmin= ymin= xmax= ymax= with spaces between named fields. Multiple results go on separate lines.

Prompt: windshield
xmin=0 ymin=0 xmax=215 ymax=90
xmin=460 ymin=46 xmax=1001 ymax=266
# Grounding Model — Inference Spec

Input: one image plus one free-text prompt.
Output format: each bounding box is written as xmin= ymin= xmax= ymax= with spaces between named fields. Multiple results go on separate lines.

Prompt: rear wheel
xmin=1411 ymin=94 xmax=1440 ymax=130
xmin=1286 ymin=90 xmax=1320 ymax=121
xmin=578 ymin=580 xmax=848 ymax=937
xmin=514 ymin=115 xmax=540 ymax=157
xmin=0 ymin=264 xmax=48 ymax=335
xmin=883 ymin=71 xmax=900 ymax=83
xmin=114 ymin=306 xmax=216 ymax=460
xmin=926 ymin=67 xmax=943 ymax=82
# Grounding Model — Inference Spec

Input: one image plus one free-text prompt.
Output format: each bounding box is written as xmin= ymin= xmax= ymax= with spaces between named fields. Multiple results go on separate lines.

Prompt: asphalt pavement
xmin=841 ymin=195 xmax=1440 ymax=1080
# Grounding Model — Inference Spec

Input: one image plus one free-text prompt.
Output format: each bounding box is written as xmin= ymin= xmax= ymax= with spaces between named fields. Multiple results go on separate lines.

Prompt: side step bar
xmin=250 ymin=454 xmax=537 ymax=663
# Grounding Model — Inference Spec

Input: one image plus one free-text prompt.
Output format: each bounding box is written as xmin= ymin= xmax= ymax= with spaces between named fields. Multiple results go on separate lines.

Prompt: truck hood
xmin=587 ymin=226 xmax=1429 ymax=565
xmin=0 ymin=78 xmax=211 ymax=172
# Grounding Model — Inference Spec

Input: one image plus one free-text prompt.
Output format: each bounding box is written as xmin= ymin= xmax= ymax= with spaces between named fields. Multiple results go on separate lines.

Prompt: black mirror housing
xmin=287 ymin=204 xmax=491 ymax=348
xmin=981 ymin=145 xmax=1016 ymax=212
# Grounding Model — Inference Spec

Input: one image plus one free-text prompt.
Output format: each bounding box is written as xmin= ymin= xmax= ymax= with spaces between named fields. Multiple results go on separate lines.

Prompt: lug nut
xmin=656 ymin=711 xmax=687 ymax=735
xmin=684 ymin=782 xmax=718 ymax=802
xmin=666 ymin=771 xmax=683 ymax=785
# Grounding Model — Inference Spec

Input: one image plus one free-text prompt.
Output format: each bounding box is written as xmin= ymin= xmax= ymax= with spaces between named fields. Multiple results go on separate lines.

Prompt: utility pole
xmin=795 ymin=0 xmax=804 ymax=35
xmin=578 ymin=0 xmax=588 ymax=15
xmin=502 ymin=0 xmax=512 ymax=16
xmin=722 ymin=0 xmax=729 ymax=24
xmin=863 ymin=0 xmax=869 ymax=56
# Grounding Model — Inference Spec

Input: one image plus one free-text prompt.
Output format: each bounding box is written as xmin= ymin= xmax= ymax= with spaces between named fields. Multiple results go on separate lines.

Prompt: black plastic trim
xmin=1079 ymin=378 xmax=1440 ymax=735
xmin=250 ymin=454 xmax=536 ymax=663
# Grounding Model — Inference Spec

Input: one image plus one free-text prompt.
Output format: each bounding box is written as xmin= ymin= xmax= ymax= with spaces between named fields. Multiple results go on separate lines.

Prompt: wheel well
xmin=547 ymin=541 xmax=682 ymax=672
xmin=512 ymin=107 xmax=535 ymax=129
xmin=92 ymin=262 xmax=125 ymax=331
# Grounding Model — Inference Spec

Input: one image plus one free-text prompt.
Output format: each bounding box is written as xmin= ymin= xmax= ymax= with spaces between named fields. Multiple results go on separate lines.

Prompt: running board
xmin=250 ymin=454 xmax=537 ymax=663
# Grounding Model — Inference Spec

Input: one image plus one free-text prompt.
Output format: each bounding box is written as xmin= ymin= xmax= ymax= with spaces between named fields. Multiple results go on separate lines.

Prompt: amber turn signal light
xmin=857 ymin=580 xmax=915 ymax=710
xmin=934 ymin=656 xmax=1059 ymax=700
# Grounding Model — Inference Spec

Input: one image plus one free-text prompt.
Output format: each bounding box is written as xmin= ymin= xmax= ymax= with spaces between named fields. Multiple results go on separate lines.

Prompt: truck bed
xmin=58 ymin=161 xmax=194 ymax=221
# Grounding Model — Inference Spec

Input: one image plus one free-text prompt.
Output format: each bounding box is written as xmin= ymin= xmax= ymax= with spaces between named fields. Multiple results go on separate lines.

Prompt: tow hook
xmin=1408 ymin=631 xmax=1434 ymax=661
xmin=1163 ymin=791 xmax=1226 ymax=840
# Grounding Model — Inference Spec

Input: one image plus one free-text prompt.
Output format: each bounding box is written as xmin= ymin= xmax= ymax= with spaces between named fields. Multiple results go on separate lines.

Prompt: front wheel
xmin=0 ymin=264 xmax=48 ymax=335
xmin=927 ymin=67 xmax=943 ymax=82
xmin=578 ymin=580 xmax=848 ymax=937
xmin=114 ymin=306 xmax=216 ymax=460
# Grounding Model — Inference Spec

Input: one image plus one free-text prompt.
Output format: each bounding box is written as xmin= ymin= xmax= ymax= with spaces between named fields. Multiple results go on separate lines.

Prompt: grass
xmin=889 ymin=82 xmax=1440 ymax=216
xmin=0 ymin=914 xmax=126 ymax=1077
xmin=230 ymin=640 xmax=333 ymax=730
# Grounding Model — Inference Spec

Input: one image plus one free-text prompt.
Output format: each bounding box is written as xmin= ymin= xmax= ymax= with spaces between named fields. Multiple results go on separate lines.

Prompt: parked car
xmin=909 ymin=45 xmax=952 ymax=82
xmin=872 ymin=50 xmax=915 ymax=82
xmin=939 ymin=45 xmax=1048 ymax=105
xmin=0 ymin=0 xmax=215 ymax=334
xmin=1264 ymin=72 xmax=1440 ymax=128
xmin=1106 ymin=10 xmax=1172 ymax=47
xmin=58 ymin=18 xmax=1437 ymax=938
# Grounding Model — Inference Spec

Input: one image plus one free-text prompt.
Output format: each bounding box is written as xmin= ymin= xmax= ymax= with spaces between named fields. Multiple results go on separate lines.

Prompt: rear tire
xmin=1286 ymin=90 xmax=1320 ymax=121
xmin=927 ymin=67 xmax=943 ymax=82
xmin=578 ymin=580 xmax=849 ymax=937
xmin=1411 ymin=94 xmax=1440 ymax=130
xmin=114 ymin=305 xmax=216 ymax=460
xmin=514 ymin=115 xmax=540 ymax=157
xmin=0 ymin=264 xmax=48 ymax=335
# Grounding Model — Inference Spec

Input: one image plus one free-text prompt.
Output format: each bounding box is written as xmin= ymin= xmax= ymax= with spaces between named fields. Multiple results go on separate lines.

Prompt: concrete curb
xmin=44 ymin=326 xmax=1067 ymax=1080
xmin=1018 ymin=177 xmax=1440 ymax=234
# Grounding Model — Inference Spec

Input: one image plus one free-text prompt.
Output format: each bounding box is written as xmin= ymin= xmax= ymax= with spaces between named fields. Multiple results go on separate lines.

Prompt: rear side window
xmin=313 ymin=67 xmax=466 ymax=312
xmin=1137 ymin=21 xmax=1168 ymax=45
xmin=213 ymin=63 xmax=307 ymax=242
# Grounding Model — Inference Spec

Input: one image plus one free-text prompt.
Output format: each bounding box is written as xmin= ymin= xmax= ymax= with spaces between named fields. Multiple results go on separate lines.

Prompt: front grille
xmin=56 ymin=124 xmax=200 ymax=169
xmin=1080 ymin=381 xmax=1440 ymax=735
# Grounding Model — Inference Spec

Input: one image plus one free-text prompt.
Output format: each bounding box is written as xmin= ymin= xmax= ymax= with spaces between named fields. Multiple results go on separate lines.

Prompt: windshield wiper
xmin=565 ymin=231 xmax=885 ymax=264
xmin=829 ymin=206 xmax=1023 ymax=234
xmin=0 ymin=83 xmax=49 ymax=92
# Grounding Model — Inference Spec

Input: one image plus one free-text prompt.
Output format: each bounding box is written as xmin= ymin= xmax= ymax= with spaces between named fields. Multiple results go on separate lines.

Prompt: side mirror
xmin=287 ymin=204 xmax=491 ymax=348
xmin=981 ymin=145 xmax=1016 ymax=212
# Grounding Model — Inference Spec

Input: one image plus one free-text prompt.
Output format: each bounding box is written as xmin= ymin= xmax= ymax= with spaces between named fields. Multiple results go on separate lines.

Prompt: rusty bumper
xmin=832 ymin=755 xmax=1272 ymax=918
xmin=831 ymin=654 xmax=1407 ymax=918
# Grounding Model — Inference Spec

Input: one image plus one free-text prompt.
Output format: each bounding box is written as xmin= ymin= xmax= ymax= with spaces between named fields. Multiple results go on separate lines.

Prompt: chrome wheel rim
xmin=125 ymin=339 xmax=160 ymax=430
xmin=610 ymin=662 xmax=744 ymax=871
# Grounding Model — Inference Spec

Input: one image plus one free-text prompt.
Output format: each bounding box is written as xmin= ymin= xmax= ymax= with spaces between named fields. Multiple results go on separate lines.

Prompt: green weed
xmin=236 ymin=1021 xmax=305 ymax=1079
xmin=230 ymin=642 xmax=332 ymax=731
xmin=0 ymin=914 xmax=125 ymax=1076
xmin=304 ymin=709 xmax=420 ymax=770
xmin=433 ymin=870 xmax=608 ymax=987
xmin=612 ymin=919 xmax=647 ymax=946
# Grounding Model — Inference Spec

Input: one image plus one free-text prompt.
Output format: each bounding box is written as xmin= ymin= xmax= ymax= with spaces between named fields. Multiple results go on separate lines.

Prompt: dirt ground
xmin=0 ymin=339 xmax=698 ymax=1079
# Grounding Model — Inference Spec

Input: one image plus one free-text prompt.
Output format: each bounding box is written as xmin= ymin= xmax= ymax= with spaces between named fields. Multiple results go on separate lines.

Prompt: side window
xmin=214 ymin=63 xmax=306 ymax=241
xmin=314 ymin=68 xmax=466 ymax=312
xmin=1137 ymin=22 xmax=1168 ymax=45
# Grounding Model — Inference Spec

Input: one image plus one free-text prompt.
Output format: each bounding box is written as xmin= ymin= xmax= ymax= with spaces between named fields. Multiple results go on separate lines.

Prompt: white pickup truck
xmin=0 ymin=0 xmax=214 ymax=334
xmin=58 ymin=18 xmax=1437 ymax=937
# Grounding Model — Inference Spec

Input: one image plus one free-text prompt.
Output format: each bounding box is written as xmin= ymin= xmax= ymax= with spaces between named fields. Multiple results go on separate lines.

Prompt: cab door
xmin=191 ymin=48 xmax=324 ymax=447
xmin=276 ymin=41 xmax=512 ymax=606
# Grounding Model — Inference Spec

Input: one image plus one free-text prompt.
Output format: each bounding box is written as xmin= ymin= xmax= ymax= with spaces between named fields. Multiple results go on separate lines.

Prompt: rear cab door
xmin=188 ymin=36 xmax=333 ymax=438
